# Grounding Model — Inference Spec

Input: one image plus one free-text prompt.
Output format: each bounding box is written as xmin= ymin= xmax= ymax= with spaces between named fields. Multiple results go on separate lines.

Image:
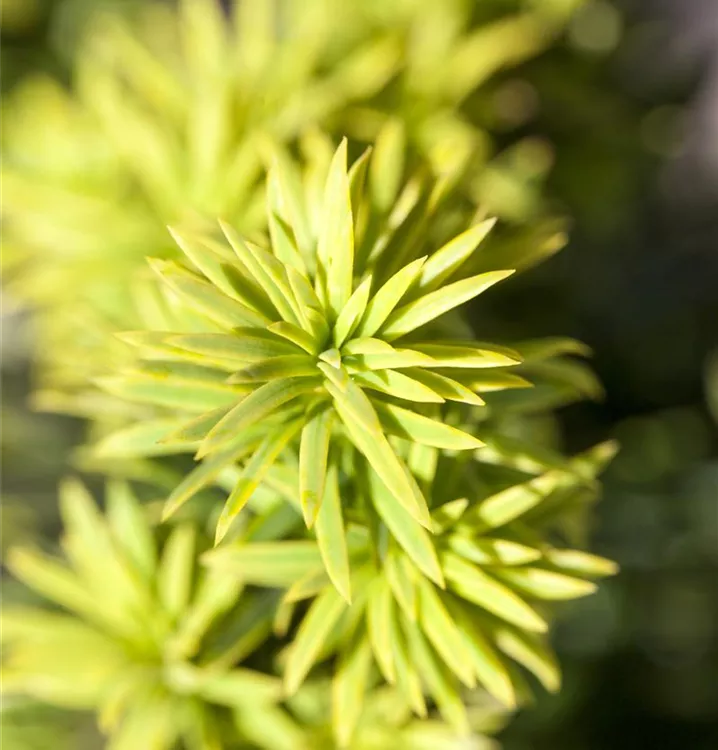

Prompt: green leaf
xmin=356 ymin=257 xmax=427 ymax=338
xmin=116 ymin=331 xmax=189 ymax=361
xmin=475 ymin=433 xmax=565 ymax=474
xmin=273 ymin=598 xmax=297 ymax=639
xmin=374 ymin=401 xmax=483 ymax=450
xmin=268 ymin=321 xmax=318 ymax=355
xmin=366 ymin=578 xmax=396 ymax=684
xmin=448 ymin=535 xmax=541 ymax=567
xmin=176 ymin=569 xmax=247 ymax=661
xmin=149 ymin=258 xmax=268 ymax=328
xmin=457 ymin=370 xmax=532 ymax=392
xmin=167 ymin=663 xmax=281 ymax=706
xmin=442 ymin=552 xmax=547 ymax=633
xmin=409 ymin=369 xmax=485 ymax=406
xmin=544 ymin=549 xmax=618 ymax=578
xmin=267 ymin=208 xmax=307 ymax=276
xmin=168 ymin=227 xmax=247 ymax=301
xmin=106 ymin=481 xmax=156 ymax=581
xmin=285 ymin=265 xmax=324 ymax=315
xmin=58 ymin=479 xmax=140 ymax=610
xmin=465 ymin=467 xmax=578 ymax=531
xmin=7 ymin=548 xmax=106 ymax=626
xmin=417 ymin=218 xmax=496 ymax=293
xmin=495 ymin=567 xmax=598 ymax=601
xmin=348 ymin=146 xmax=372 ymax=216
xmin=381 ymin=270 xmax=514 ymax=341
xmin=447 ymin=602 xmax=516 ymax=708
xmin=227 ymin=355 xmax=318 ymax=383
xmin=333 ymin=275 xmax=373 ymax=347
xmin=431 ymin=499 xmax=469 ymax=534
xmin=184 ymin=702 xmax=224 ymax=750
xmin=324 ymin=375 xmax=431 ymax=528
xmin=493 ymin=626 xmax=560 ymax=693
xmin=568 ymin=440 xmax=619 ymax=482
xmin=95 ymin=419 xmax=196 ymax=458
xmin=409 ymin=342 xmax=520 ymax=368
xmin=344 ymin=348 xmax=436 ymax=371
xmin=314 ymin=463 xmax=351 ymax=603
xmin=353 ymin=370 xmax=445 ymax=404
xmin=318 ymin=348 xmax=342 ymax=368
xmin=221 ymin=258 xmax=286 ymax=321
xmin=385 ymin=551 xmax=418 ymax=622
xmin=371 ymin=179 xmax=431 ymax=282
xmin=215 ymin=420 xmax=303 ymax=544
xmin=234 ymin=705 xmax=304 ymax=750
xmin=284 ymin=586 xmax=347 ymax=694
xmin=162 ymin=429 xmax=264 ymax=519
xmin=416 ymin=578 xmax=475 ymax=688
xmin=299 ymin=407 xmax=334 ymax=526
xmin=158 ymin=524 xmax=196 ymax=620
xmin=370 ymin=118 xmax=405 ymax=213
xmin=405 ymin=617 xmax=469 ymax=735
xmin=171 ymin=330 xmax=301 ymax=363
xmin=219 ymin=222 xmax=300 ymax=326
xmin=284 ymin=567 xmax=331 ymax=603
xmin=198 ymin=378 xmax=318 ymax=457
xmin=369 ymin=471 xmax=443 ymax=587
xmin=317 ymin=139 xmax=354 ymax=318
xmin=262 ymin=139 xmax=312 ymax=253
xmin=511 ymin=337 xmax=592 ymax=362
xmin=162 ymin=407 xmax=238 ymax=448
xmin=388 ymin=605 xmax=426 ymax=716
xmin=471 ymin=216 xmax=567 ymax=275
xmin=341 ymin=338 xmax=395 ymax=356
xmin=97 ymin=371 xmax=244 ymax=413
xmin=203 ymin=541 xmax=323 ymax=587
xmin=332 ymin=635 xmax=373 ymax=748
xmin=106 ymin=692 xmax=178 ymax=750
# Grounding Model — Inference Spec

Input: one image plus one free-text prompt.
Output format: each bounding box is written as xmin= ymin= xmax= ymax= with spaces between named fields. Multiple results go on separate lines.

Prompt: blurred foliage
xmin=0 ymin=0 xmax=591 ymax=414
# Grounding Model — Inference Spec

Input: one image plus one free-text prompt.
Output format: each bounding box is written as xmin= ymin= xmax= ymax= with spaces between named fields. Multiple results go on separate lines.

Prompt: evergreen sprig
xmin=101 ymin=140 xmax=523 ymax=546
xmin=1 ymin=2 xmax=617 ymax=748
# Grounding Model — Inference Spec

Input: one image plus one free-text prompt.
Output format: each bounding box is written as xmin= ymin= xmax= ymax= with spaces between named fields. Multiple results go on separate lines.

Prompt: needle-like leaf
xmin=198 ymin=378 xmax=318 ymax=458
xmin=442 ymin=552 xmax=547 ymax=633
xmin=158 ymin=524 xmax=195 ymax=620
xmin=369 ymin=471 xmax=443 ymax=587
xmin=356 ymin=257 xmax=426 ymax=338
xmin=324 ymin=375 xmax=431 ymax=528
xmin=317 ymin=139 xmax=354 ymax=318
xmin=298 ymin=407 xmax=334 ymax=526
xmin=374 ymin=400 xmax=483 ymax=450
xmin=284 ymin=586 xmax=347 ymax=695
xmin=381 ymin=270 xmax=514 ymax=341
xmin=416 ymin=578 xmax=475 ymax=687
xmin=416 ymin=218 xmax=496 ymax=294
xmin=332 ymin=635 xmax=372 ymax=748
xmin=215 ymin=420 xmax=303 ymax=544
xmin=366 ymin=577 xmax=396 ymax=684
xmin=314 ymin=463 xmax=352 ymax=602
xmin=495 ymin=567 xmax=598 ymax=600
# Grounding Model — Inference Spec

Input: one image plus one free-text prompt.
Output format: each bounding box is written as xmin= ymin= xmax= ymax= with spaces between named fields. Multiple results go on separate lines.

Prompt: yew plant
xmin=1 ymin=2 xmax=616 ymax=749
xmin=3 ymin=139 xmax=616 ymax=749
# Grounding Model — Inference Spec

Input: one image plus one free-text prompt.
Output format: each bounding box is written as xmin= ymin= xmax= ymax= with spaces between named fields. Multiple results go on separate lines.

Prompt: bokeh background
xmin=2 ymin=1 xmax=717 ymax=748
